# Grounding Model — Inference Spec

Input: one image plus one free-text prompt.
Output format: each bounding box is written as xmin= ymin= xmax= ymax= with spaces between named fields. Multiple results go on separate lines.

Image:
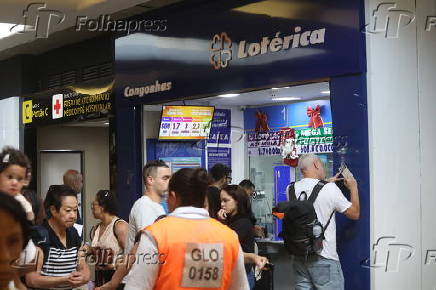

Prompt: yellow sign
xmin=22 ymin=100 xmax=33 ymax=124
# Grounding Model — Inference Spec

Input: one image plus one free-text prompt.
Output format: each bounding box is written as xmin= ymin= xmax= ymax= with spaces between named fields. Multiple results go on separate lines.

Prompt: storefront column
xmin=0 ymin=97 xmax=20 ymax=149
xmin=115 ymin=98 xmax=143 ymax=220
xmin=330 ymin=74 xmax=370 ymax=290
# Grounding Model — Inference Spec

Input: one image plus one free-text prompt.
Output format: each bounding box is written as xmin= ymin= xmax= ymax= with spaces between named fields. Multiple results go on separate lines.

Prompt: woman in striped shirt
xmin=25 ymin=185 xmax=90 ymax=289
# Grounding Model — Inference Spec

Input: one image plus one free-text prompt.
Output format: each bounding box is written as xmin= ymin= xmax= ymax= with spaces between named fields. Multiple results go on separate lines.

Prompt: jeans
xmin=293 ymin=255 xmax=344 ymax=290
xmin=247 ymin=268 xmax=255 ymax=289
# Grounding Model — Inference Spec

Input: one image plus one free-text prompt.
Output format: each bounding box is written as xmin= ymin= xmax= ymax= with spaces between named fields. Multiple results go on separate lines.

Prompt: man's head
xmin=143 ymin=160 xmax=171 ymax=198
xmin=298 ymin=154 xmax=326 ymax=180
xmin=209 ymin=163 xmax=232 ymax=189
xmin=63 ymin=169 xmax=83 ymax=194
xmin=239 ymin=179 xmax=255 ymax=198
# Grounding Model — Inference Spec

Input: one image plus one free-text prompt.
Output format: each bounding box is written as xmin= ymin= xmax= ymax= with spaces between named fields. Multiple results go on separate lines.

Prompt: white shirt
xmin=125 ymin=207 xmax=249 ymax=290
xmin=126 ymin=195 xmax=165 ymax=254
xmin=288 ymin=178 xmax=352 ymax=261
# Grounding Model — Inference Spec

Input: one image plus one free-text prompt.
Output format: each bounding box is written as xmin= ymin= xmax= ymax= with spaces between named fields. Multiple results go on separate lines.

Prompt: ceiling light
xmin=321 ymin=90 xmax=330 ymax=94
xmin=271 ymin=87 xmax=280 ymax=90
xmin=218 ymin=93 xmax=240 ymax=98
xmin=104 ymin=122 xmax=109 ymax=125
xmin=283 ymin=86 xmax=290 ymax=89
xmin=272 ymin=97 xmax=301 ymax=101
xmin=0 ymin=23 xmax=27 ymax=39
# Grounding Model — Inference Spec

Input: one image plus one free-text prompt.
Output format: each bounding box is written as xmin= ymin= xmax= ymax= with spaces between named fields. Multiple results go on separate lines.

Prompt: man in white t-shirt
xmin=95 ymin=160 xmax=171 ymax=290
xmin=126 ymin=160 xmax=171 ymax=252
xmin=289 ymin=154 xmax=359 ymax=290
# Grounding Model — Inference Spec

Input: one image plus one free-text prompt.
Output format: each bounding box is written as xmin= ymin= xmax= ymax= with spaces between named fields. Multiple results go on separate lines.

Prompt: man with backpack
xmin=283 ymin=154 xmax=359 ymax=290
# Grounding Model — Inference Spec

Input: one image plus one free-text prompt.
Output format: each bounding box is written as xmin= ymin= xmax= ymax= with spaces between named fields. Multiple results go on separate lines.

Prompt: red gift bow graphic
xmin=307 ymin=105 xmax=324 ymax=128
xmin=255 ymin=110 xmax=270 ymax=133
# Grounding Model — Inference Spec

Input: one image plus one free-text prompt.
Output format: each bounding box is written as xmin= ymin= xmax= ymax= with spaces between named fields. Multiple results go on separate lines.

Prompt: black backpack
xmin=277 ymin=180 xmax=334 ymax=259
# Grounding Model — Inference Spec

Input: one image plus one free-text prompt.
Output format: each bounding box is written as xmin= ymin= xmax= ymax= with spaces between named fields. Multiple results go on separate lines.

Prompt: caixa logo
xmin=209 ymin=32 xmax=232 ymax=70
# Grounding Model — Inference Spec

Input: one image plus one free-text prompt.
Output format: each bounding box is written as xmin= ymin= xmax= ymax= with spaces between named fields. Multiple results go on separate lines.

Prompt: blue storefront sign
xmin=208 ymin=109 xmax=231 ymax=145
xmin=115 ymin=0 xmax=365 ymax=104
xmin=207 ymin=147 xmax=231 ymax=171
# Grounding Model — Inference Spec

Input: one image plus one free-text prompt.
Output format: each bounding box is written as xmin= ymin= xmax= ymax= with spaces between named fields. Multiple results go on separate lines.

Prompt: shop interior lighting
xmin=321 ymin=90 xmax=330 ymax=94
xmin=272 ymin=97 xmax=301 ymax=101
xmin=218 ymin=93 xmax=240 ymax=98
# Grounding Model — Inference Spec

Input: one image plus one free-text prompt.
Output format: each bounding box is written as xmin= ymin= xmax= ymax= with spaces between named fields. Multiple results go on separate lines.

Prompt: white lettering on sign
xmin=181 ymin=243 xmax=224 ymax=288
xmin=237 ymin=27 xmax=326 ymax=59
xmin=124 ymin=80 xmax=172 ymax=98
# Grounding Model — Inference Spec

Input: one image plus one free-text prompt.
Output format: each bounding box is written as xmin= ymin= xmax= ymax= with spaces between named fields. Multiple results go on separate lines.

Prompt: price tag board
xmin=159 ymin=106 xmax=214 ymax=140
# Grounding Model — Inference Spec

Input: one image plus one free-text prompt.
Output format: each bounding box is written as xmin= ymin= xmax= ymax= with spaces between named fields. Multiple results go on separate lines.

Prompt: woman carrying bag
xmin=90 ymin=190 xmax=128 ymax=289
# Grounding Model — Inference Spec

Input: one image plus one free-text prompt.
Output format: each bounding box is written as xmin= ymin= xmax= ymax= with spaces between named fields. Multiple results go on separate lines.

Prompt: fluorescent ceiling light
xmin=272 ymin=97 xmax=301 ymax=101
xmin=321 ymin=90 xmax=330 ymax=94
xmin=283 ymin=86 xmax=290 ymax=88
xmin=218 ymin=93 xmax=240 ymax=98
xmin=0 ymin=23 xmax=27 ymax=39
xmin=271 ymin=87 xmax=280 ymax=90
xmin=104 ymin=122 xmax=109 ymax=125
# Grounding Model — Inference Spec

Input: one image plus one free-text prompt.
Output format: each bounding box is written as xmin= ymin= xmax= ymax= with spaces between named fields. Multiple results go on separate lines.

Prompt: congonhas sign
xmin=209 ymin=26 xmax=326 ymax=70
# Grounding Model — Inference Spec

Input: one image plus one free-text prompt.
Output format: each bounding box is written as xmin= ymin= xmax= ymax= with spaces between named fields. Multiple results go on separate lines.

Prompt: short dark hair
xmin=0 ymin=146 xmax=31 ymax=175
xmin=169 ymin=168 xmax=211 ymax=208
xmin=221 ymin=185 xmax=250 ymax=216
xmin=143 ymin=160 xmax=169 ymax=183
xmin=44 ymin=185 xmax=77 ymax=213
xmin=209 ymin=163 xmax=231 ymax=182
xmin=0 ymin=192 xmax=30 ymax=249
xmin=239 ymin=179 xmax=255 ymax=189
xmin=95 ymin=190 xmax=118 ymax=215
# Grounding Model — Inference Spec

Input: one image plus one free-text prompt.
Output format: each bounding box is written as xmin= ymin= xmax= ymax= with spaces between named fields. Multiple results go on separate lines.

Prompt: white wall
xmin=365 ymin=0 xmax=436 ymax=289
xmin=37 ymin=126 xmax=110 ymax=242
xmin=0 ymin=97 xmax=20 ymax=149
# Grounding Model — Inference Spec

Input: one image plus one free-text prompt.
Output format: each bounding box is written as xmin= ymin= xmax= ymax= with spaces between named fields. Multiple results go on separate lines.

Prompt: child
xmin=0 ymin=147 xmax=34 ymax=221
xmin=0 ymin=147 xmax=37 ymax=282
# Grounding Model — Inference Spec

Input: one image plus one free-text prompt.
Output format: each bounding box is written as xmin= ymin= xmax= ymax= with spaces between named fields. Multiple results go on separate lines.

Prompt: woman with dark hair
xmin=0 ymin=192 xmax=31 ymax=290
xmin=220 ymin=185 xmax=267 ymax=290
xmin=125 ymin=168 xmax=250 ymax=290
xmin=90 ymin=190 xmax=128 ymax=288
xmin=25 ymin=185 xmax=90 ymax=289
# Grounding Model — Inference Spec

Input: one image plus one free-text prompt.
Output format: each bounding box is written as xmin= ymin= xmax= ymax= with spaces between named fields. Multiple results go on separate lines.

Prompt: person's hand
xmin=217 ymin=209 xmax=228 ymax=220
xmin=253 ymin=255 xmax=268 ymax=270
xmin=326 ymin=172 xmax=343 ymax=183
xmin=254 ymin=225 xmax=265 ymax=238
xmin=344 ymin=174 xmax=358 ymax=191
xmin=68 ymin=271 xmax=87 ymax=287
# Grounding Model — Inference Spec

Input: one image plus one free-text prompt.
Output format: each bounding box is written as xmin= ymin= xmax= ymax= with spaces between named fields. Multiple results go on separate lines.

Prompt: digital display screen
xmin=158 ymin=106 xmax=215 ymax=140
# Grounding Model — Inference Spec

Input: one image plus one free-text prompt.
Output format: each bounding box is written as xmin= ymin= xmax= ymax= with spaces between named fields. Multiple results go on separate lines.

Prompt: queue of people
xmin=0 ymin=145 xmax=359 ymax=290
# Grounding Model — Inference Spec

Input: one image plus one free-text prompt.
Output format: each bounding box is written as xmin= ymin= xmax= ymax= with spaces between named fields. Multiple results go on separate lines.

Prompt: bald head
xmin=298 ymin=154 xmax=326 ymax=180
xmin=63 ymin=169 xmax=83 ymax=193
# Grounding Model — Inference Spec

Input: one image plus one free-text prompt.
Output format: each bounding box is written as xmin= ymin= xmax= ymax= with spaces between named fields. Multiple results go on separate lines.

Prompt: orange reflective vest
xmin=145 ymin=216 xmax=241 ymax=290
